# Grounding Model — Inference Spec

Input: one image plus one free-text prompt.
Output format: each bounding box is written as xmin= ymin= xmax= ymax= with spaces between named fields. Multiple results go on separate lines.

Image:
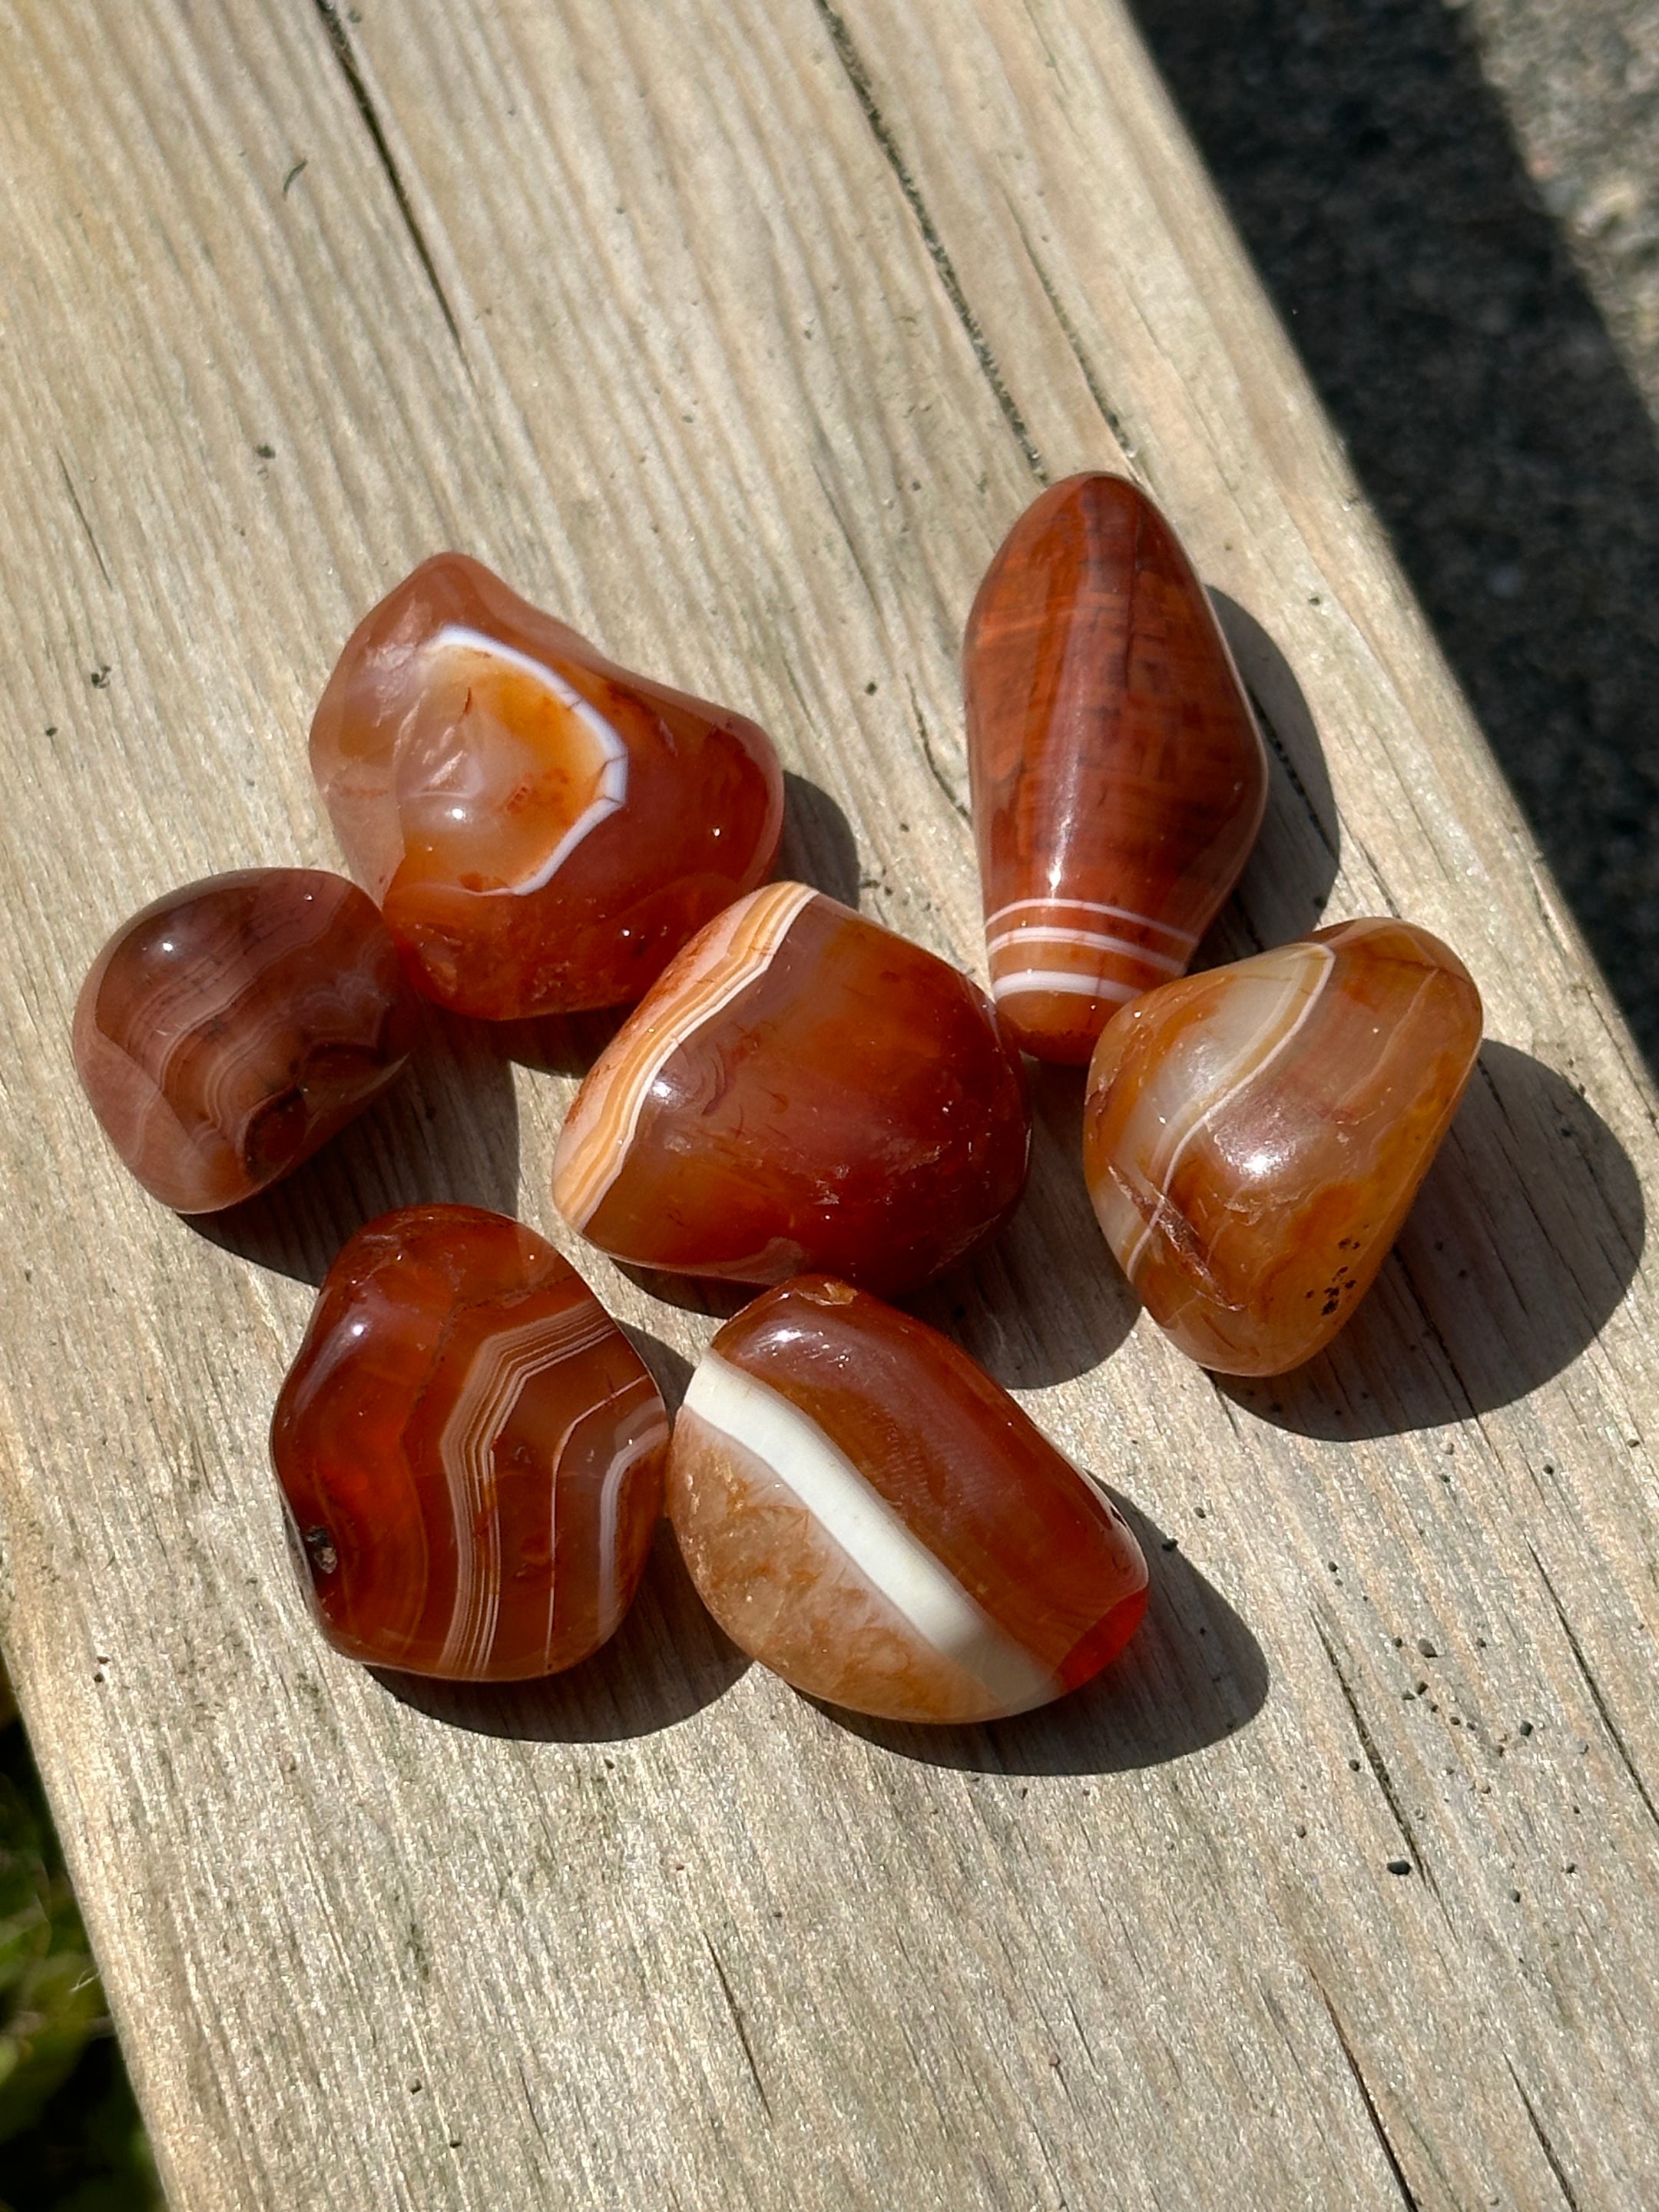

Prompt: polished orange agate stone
xmin=1083 ymin=918 xmax=1483 ymax=1375
xmin=552 ymin=882 xmax=1030 ymax=1296
xmin=966 ymin=473 xmax=1268 ymax=1063
xmin=310 ymin=553 xmax=783 ymax=1019
xmin=73 ymin=868 xmax=417 ymax=1213
xmin=668 ymin=1277 xmax=1149 ymax=1722
xmin=271 ymin=1205 xmax=668 ymax=1680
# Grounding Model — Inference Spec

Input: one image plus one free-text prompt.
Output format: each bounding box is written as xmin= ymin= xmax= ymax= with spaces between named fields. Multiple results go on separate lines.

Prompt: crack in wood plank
xmin=905 ymin=675 xmax=969 ymax=823
xmin=1504 ymin=2057 xmax=1583 ymax=2212
xmin=1313 ymin=1612 xmax=1445 ymax=1912
xmin=1006 ymin=203 xmax=1140 ymax=465
xmin=55 ymin=450 xmax=111 ymax=589
xmin=1311 ymin=1976 xmax=1423 ymax=2212
xmin=809 ymin=0 xmax=1046 ymax=483
xmin=1528 ymin=1543 xmax=1659 ymax=1837
xmin=703 ymin=1933 xmax=773 ymax=2121
xmin=310 ymin=0 xmax=464 ymax=356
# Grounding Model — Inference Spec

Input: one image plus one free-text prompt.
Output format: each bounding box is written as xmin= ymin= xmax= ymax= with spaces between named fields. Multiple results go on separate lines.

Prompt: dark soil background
xmin=1129 ymin=0 xmax=1659 ymax=1065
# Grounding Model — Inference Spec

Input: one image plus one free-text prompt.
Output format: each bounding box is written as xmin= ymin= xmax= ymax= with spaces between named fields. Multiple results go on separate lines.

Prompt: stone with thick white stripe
xmin=310 ymin=551 xmax=783 ymax=1019
xmin=667 ymin=1277 xmax=1149 ymax=1724
xmin=271 ymin=1204 xmax=668 ymax=1681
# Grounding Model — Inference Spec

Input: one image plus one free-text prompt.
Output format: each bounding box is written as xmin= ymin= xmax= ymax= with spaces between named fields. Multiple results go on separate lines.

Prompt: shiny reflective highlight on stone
xmin=272 ymin=1205 xmax=668 ymax=1680
xmin=72 ymin=867 xmax=418 ymax=1214
xmin=667 ymin=1277 xmax=1149 ymax=1722
xmin=310 ymin=552 xmax=784 ymax=1018
xmin=1083 ymin=918 xmax=1483 ymax=1375
xmin=552 ymin=883 xmax=1031 ymax=1296
xmin=966 ymin=473 xmax=1268 ymax=1062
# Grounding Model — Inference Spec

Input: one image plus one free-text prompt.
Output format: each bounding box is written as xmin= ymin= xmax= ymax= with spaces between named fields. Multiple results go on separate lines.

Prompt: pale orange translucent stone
xmin=667 ymin=1277 xmax=1149 ymax=1723
xmin=1082 ymin=918 xmax=1482 ymax=1375
xmin=310 ymin=553 xmax=783 ymax=1018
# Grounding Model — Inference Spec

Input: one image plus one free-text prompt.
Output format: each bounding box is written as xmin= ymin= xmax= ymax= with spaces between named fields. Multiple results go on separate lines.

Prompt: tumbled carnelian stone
xmin=966 ymin=473 xmax=1268 ymax=1064
xmin=667 ymin=1276 xmax=1149 ymax=1723
xmin=271 ymin=1204 xmax=668 ymax=1681
xmin=310 ymin=552 xmax=784 ymax=1019
xmin=72 ymin=867 xmax=418 ymax=1214
xmin=1082 ymin=917 xmax=1483 ymax=1375
xmin=552 ymin=882 xmax=1031 ymax=1296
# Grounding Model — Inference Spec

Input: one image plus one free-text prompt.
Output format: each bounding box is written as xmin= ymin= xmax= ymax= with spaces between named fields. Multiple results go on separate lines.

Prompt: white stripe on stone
xmin=554 ymin=880 xmax=817 ymax=1230
xmin=1119 ymin=942 xmax=1337 ymax=1280
xmin=426 ymin=624 xmax=628 ymax=895
xmin=984 ymin=896 xmax=1197 ymax=949
xmin=683 ymin=1352 xmax=1055 ymax=1714
xmin=435 ymin=1305 xmax=614 ymax=1675
xmin=991 ymin=968 xmax=1141 ymax=1003
xmin=986 ymin=925 xmax=1184 ymax=975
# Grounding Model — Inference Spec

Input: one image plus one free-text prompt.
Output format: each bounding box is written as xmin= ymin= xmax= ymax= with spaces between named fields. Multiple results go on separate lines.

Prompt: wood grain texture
xmin=2 ymin=1 xmax=1657 ymax=2204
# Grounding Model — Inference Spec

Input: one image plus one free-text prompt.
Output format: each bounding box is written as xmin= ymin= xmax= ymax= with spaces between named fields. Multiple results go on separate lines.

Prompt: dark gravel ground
xmin=1128 ymin=0 xmax=1659 ymax=1068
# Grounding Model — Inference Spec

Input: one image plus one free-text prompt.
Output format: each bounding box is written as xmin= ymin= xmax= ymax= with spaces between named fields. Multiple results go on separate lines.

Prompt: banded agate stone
xmin=965 ymin=473 xmax=1269 ymax=1063
xmin=668 ymin=1277 xmax=1150 ymax=1722
xmin=272 ymin=1205 xmax=668 ymax=1681
xmin=310 ymin=553 xmax=783 ymax=1019
xmin=1083 ymin=917 xmax=1483 ymax=1376
xmin=552 ymin=882 xmax=1030 ymax=1296
xmin=73 ymin=868 xmax=417 ymax=1214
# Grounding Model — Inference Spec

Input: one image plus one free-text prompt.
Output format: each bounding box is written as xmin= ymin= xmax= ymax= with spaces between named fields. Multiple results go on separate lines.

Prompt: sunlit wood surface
xmin=2 ymin=2 xmax=1657 ymax=2204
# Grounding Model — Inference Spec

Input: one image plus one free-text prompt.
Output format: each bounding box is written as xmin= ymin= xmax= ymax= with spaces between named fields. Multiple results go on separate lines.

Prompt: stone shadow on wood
xmin=1207 ymin=588 xmax=1341 ymax=961
xmin=185 ymin=1004 xmax=520 ymax=1286
xmin=369 ymin=1522 xmax=749 ymax=1742
xmin=779 ymin=769 xmax=863 ymax=909
xmin=1219 ymin=1041 xmax=1645 ymax=1440
xmin=829 ymin=1497 xmax=1268 ymax=1777
xmin=910 ymin=1059 xmax=1138 ymax=1388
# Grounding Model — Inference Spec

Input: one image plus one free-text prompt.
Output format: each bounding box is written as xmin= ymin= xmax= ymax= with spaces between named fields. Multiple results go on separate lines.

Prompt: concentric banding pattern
xmin=71 ymin=868 xmax=416 ymax=1213
xmin=272 ymin=1205 xmax=669 ymax=1681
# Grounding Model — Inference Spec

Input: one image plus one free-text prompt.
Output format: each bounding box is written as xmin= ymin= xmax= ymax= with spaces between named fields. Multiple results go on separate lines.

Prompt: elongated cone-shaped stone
xmin=966 ymin=473 xmax=1269 ymax=1063
xmin=668 ymin=1277 xmax=1150 ymax=1722
xmin=310 ymin=553 xmax=784 ymax=1019
xmin=271 ymin=1205 xmax=669 ymax=1681
xmin=1083 ymin=918 xmax=1483 ymax=1375
xmin=552 ymin=882 xmax=1031 ymax=1296
xmin=73 ymin=868 xmax=418 ymax=1213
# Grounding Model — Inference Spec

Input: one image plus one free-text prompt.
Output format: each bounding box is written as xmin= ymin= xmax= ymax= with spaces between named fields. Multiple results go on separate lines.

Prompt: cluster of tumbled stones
xmin=72 ymin=476 xmax=1481 ymax=1720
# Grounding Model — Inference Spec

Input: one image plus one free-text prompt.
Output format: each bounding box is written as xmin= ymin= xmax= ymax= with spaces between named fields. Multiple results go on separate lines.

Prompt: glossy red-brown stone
xmin=310 ymin=552 xmax=784 ymax=1019
xmin=552 ymin=882 xmax=1031 ymax=1296
xmin=1083 ymin=918 xmax=1483 ymax=1375
xmin=72 ymin=868 xmax=418 ymax=1214
xmin=668 ymin=1277 xmax=1149 ymax=1722
xmin=271 ymin=1204 xmax=668 ymax=1681
xmin=966 ymin=473 xmax=1269 ymax=1063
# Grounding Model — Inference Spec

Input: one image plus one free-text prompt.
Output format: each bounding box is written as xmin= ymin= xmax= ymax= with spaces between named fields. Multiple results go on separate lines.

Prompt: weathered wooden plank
xmin=1 ymin=0 xmax=1656 ymax=2204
